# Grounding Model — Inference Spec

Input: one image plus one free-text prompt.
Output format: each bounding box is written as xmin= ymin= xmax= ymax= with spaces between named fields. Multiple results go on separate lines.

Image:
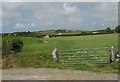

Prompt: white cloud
xmin=63 ymin=3 xmax=79 ymax=14
xmin=2 ymin=2 xmax=118 ymax=32
xmin=15 ymin=23 xmax=24 ymax=29
xmin=15 ymin=23 xmax=36 ymax=29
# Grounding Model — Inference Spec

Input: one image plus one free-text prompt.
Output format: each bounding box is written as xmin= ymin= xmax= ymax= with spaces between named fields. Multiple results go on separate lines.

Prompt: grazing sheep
xmin=109 ymin=46 xmax=120 ymax=62
xmin=52 ymin=48 xmax=59 ymax=63
xmin=44 ymin=35 xmax=49 ymax=38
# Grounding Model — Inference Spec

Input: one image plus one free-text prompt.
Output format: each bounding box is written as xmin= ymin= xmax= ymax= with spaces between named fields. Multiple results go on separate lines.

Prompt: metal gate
xmin=59 ymin=47 xmax=110 ymax=66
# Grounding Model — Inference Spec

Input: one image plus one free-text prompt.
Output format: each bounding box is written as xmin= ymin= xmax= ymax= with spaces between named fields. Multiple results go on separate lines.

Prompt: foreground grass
xmin=2 ymin=34 xmax=119 ymax=73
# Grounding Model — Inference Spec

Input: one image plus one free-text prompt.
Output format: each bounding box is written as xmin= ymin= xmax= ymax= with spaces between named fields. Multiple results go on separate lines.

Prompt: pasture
xmin=2 ymin=34 xmax=119 ymax=73
xmin=19 ymin=33 xmax=118 ymax=54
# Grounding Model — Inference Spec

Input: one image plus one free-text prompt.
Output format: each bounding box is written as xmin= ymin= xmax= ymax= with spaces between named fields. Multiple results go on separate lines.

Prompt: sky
xmin=1 ymin=0 xmax=119 ymax=33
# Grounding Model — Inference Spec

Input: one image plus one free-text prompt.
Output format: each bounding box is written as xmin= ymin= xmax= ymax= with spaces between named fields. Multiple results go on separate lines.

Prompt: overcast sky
xmin=1 ymin=1 xmax=119 ymax=33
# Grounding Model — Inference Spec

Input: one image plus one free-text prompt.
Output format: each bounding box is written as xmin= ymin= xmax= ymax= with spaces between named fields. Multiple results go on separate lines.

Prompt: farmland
xmin=2 ymin=33 xmax=119 ymax=73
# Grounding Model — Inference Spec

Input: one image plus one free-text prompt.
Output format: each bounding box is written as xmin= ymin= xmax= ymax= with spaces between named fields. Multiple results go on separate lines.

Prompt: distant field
xmin=18 ymin=33 xmax=118 ymax=55
xmin=2 ymin=34 xmax=119 ymax=73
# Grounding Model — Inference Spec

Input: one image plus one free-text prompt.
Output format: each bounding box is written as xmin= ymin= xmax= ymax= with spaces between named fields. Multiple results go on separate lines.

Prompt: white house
xmin=56 ymin=32 xmax=62 ymax=35
xmin=92 ymin=32 xmax=100 ymax=34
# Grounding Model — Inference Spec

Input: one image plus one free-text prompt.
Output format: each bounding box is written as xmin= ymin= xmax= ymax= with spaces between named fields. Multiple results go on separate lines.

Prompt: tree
xmin=106 ymin=27 xmax=112 ymax=33
xmin=55 ymin=29 xmax=66 ymax=33
xmin=115 ymin=25 xmax=120 ymax=33
xmin=28 ymin=31 xmax=30 ymax=33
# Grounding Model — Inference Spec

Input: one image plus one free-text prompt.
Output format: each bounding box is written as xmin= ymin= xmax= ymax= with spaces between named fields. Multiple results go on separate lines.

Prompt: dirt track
xmin=2 ymin=68 xmax=118 ymax=80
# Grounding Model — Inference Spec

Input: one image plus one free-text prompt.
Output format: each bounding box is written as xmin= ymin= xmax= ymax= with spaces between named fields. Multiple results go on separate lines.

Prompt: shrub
xmin=11 ymin=38 xmax=23 ymax=52
xmin=2 ymin=37 xmax=23 ymax=57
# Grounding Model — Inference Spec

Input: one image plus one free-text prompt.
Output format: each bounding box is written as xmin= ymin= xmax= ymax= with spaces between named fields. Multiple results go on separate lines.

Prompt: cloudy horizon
xmin=1 ymin=2 xmax=118 ymax=33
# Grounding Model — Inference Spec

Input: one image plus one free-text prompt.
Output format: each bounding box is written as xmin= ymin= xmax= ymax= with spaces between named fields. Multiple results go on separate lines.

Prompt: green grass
xmin=20 ymin=33 xmax=118 ymax=54
xmin=2 ymin=33 xmax=119 ymax=73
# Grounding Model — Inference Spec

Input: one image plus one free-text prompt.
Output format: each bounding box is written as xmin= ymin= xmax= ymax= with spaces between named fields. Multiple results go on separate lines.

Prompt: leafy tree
xmin=106 ymin=27 xmax=112 ymax=33
xmin=28 ymin=31 xmax=30 ymax=33
xmin=55 ymin=29 xmax=66 ymax=33
xmin=115 ymin=25 xmax=120 ymax=33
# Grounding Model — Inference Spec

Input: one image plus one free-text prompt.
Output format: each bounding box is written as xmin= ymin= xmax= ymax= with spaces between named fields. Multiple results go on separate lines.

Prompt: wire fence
xmin=59 ymin=47 xmax=110 ymax=66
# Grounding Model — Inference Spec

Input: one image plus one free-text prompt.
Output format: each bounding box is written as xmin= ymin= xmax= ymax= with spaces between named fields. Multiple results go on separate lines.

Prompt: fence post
xmin=109 ymin=53 xmax=112 ymax=63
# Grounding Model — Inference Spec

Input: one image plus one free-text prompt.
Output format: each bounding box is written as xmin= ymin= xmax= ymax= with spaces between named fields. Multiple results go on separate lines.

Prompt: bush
xmin=11 ymin=38 xmax=23 ymax=52
xmin=2 ymin=37 xmax=23 ymax=57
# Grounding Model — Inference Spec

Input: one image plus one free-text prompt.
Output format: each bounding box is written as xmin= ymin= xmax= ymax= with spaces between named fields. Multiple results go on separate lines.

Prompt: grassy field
xmin=2 ymin=33 xmax=120 ymax=73
xmin=20 ymin=33 xmax=118 ymax=54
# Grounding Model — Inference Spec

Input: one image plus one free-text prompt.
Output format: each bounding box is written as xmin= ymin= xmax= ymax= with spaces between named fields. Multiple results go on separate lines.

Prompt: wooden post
xmin=109 ymin=53 xmax=112 ymax=63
